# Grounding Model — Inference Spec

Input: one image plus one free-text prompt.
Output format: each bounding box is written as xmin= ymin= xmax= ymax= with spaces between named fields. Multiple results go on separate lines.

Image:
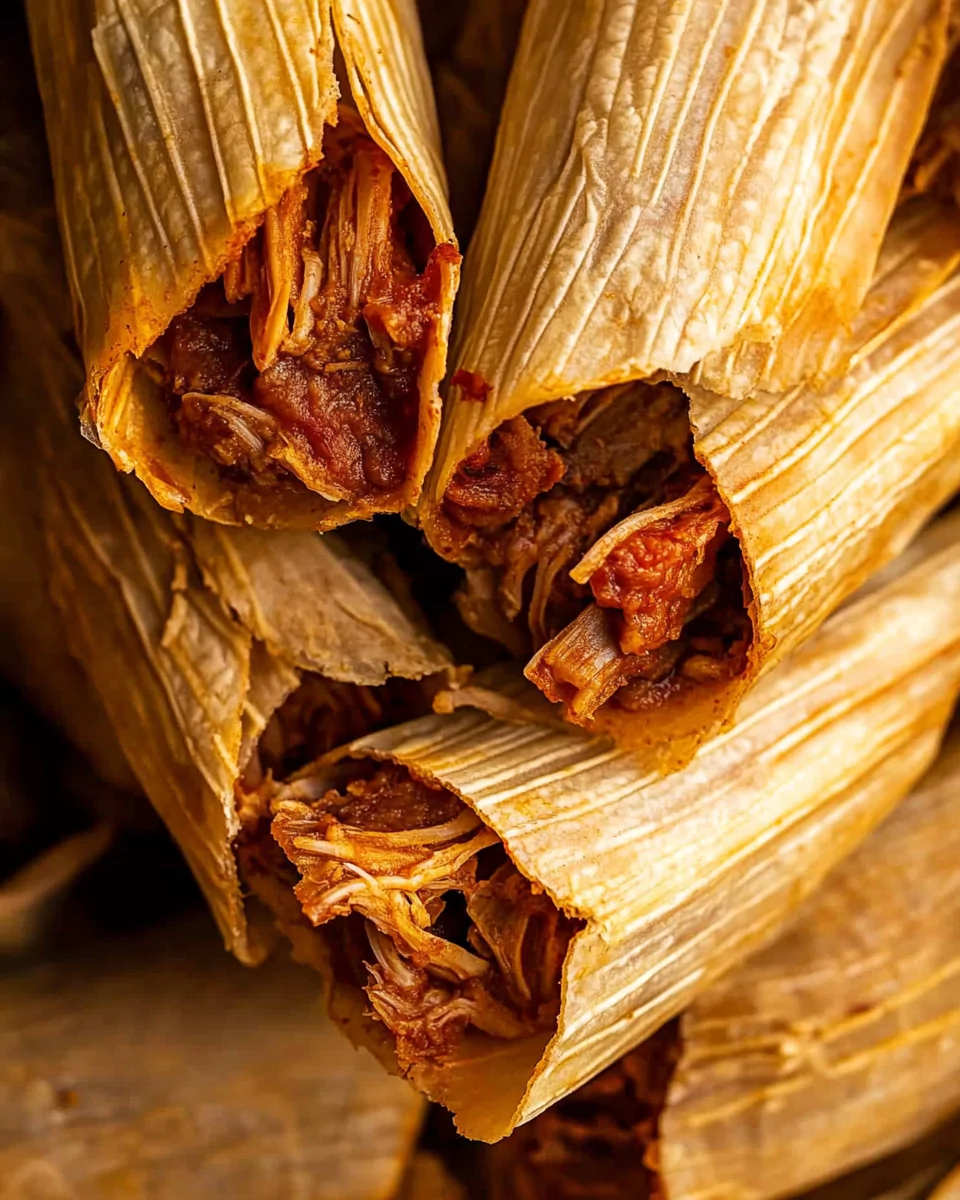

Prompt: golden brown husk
xmin=0 ymin=915 xmax=423 ymax=1199
xmin=654 ymin=721 xmax=960 ymax=1199
xmin=26 ymin=0 xmax=458 ymax=529
xmin=316 ymin=510 xmax=960 ymax=1139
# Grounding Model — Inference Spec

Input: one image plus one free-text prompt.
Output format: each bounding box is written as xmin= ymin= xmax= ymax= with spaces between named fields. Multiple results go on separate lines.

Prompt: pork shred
xmin=436 ymin=380 xmax=751 ymax=717
xmin=270 ymin=763 xmax=577 ymax=1066
xmin=496 ymin=1022 xmax=681 ymax=1200
xmin=151 ymin=105 xmax=458 ymax=504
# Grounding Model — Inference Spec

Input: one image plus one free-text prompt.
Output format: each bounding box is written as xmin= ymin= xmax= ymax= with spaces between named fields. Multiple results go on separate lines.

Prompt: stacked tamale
xmin=2 ymin=0 xmax=959 ymax=1193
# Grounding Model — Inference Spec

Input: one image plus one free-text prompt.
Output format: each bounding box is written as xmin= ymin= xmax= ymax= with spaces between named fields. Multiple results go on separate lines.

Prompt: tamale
xmin=0 ymin=179 xmax=451 ymax=967
xmin=421 ymin=0 xmax=960 ymax=764
xmin=493 ymin=720 xmax=960 ymax=1198
xmin=254 ymin=510 xmax=960 ymax=1140
xmin=26 ymin=0 xmax=459 ymax=530
xmin=0 ymin=915 xmax=423 ymax=1199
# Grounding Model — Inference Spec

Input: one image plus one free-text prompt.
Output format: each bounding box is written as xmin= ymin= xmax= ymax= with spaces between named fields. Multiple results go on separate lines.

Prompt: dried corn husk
xmin=426 ymin=189 xmax=960 ymax=765
xmin=321 ymin=510 xmax=960 ymax=1139
xmin=26 ymin=0 xmax=458 ymax=530
xmin=0 ymin=187 xmax=451 ymax=966
xmin=434 ymin=0 xmax=949 ymax=428
xmin=0 ymin=915 xmax=423 ymax=1200
xmin=654 ymin=722 xmax=960 ymax=1199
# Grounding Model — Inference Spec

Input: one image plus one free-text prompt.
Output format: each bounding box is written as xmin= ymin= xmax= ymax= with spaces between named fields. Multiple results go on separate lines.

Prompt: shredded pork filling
xmin=269 ymin=762 xmax=576 ymax=1066
xmin=435 ymin=381 xmax=751 ymax=720
xmin=497 ymin=1022 xmax=681 ymax=1200
xmin=234 ymin=678 xmax=575 ymax=1066
xmin=147 ymin=106 xmax=457 ymax=505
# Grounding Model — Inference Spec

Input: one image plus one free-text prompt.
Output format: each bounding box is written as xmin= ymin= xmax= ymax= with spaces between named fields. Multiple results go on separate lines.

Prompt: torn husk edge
xmin=425 ymin=196 xmax=960 ymax=766
xmin=427 ymin=0 xmax=949 ymax=489
xmin=654 ymin=718 xmax=960 ymax=1199
xmin=26 ymin=0 xmax=458 ymax=528
xmin=0 ymin=916 xmax=424 ymax=1200
xmin=327 ymin=509 xmax=960 ymax=1140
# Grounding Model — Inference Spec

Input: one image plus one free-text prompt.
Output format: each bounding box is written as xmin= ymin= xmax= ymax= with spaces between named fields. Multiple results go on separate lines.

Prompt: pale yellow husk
xmin=427 ymin=194 xmax=960 ymax=764
xmin=657 ymin=722 xmax=960 ymax=1200
xmin=329 ymin=510 xmax=960 ymax=1140
xmin=26 ymin=0 xmax=457 ymax=529
xmin=431 ymin=0 xmax=949 ymax=475
xmin=0 ymin=200 xmax=450 ymax=966
xmin=0 ymin=915 xmax=423 ymax=1200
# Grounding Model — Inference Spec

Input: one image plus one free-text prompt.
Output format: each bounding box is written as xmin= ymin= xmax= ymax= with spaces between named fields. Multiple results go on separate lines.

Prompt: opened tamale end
xmin=0 ymin=915 xmax=424 ymax=1199
xmin=25 ymin=0 xmax=459 ymax=531
xmin=423 ymin=120 xmax=960 ymax=768
xmin=493 ymin=718 xmax=960 ymax=1199
xmin=250 ymin=507 xmax=960 ymax=1140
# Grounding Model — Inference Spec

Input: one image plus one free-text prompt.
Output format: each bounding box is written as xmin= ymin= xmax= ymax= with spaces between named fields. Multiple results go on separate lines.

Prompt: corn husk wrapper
xmin=427 ymin=188 xmax=960 ymax=762
xmin=26 ymin=0 xmax=458 ymax=530
xmin=432 ymin=0 xmax=949 ymax=433
xmin=650 ymin=722 xmax=960 ymax=1200
xmin=0 ymin=915 xmax=423 ymax=1200
xmin=3 ymin=202 xmax=450 ymax=967
xmin=317 ymin=510 xmax=960 ymax=1140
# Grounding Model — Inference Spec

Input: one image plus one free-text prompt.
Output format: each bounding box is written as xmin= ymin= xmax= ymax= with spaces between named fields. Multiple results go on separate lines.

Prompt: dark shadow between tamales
xmin=492 ymin=717 xmax=960 ymax=1199
xmin=251 ymin=509 xmax=960 ymax=1140
xmin=0 ymin=915 xmax=424 ymax=1200
xmin=421 ymin=2 xmax=960 ymax=766
xmin=26 ymin=0 xmax=459 ymax=530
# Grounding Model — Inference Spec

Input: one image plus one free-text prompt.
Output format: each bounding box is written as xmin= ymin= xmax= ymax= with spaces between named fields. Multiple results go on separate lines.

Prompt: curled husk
xmin=426 ymin=193 xmax=960 ymax=765
xmin=26 ymin=0 xmax=458 ymax=529
xmin=314 ymin=511 xmax=960 ymax=1139
xmin=0 ymin=916 xmax=423 ymax=1198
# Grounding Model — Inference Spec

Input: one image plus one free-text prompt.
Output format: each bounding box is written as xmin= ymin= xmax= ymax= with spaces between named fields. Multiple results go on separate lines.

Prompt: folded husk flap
xmin=306 ymin=509 xmax=960 ymax=1140
xmin=652 ymin=721 xmax=960 ymax=1199
xmin=425 ymin=186 xmax=960 ymax=766
xmin=2 ymin=171 xmax=451 ymax=964
xmin=0 ymin=915 xmax=424 ymax=1199
xmin=433 ymin=0 xmax=949 ymax=438
xmin=26 ymin=0 xmax=458 ymax=530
